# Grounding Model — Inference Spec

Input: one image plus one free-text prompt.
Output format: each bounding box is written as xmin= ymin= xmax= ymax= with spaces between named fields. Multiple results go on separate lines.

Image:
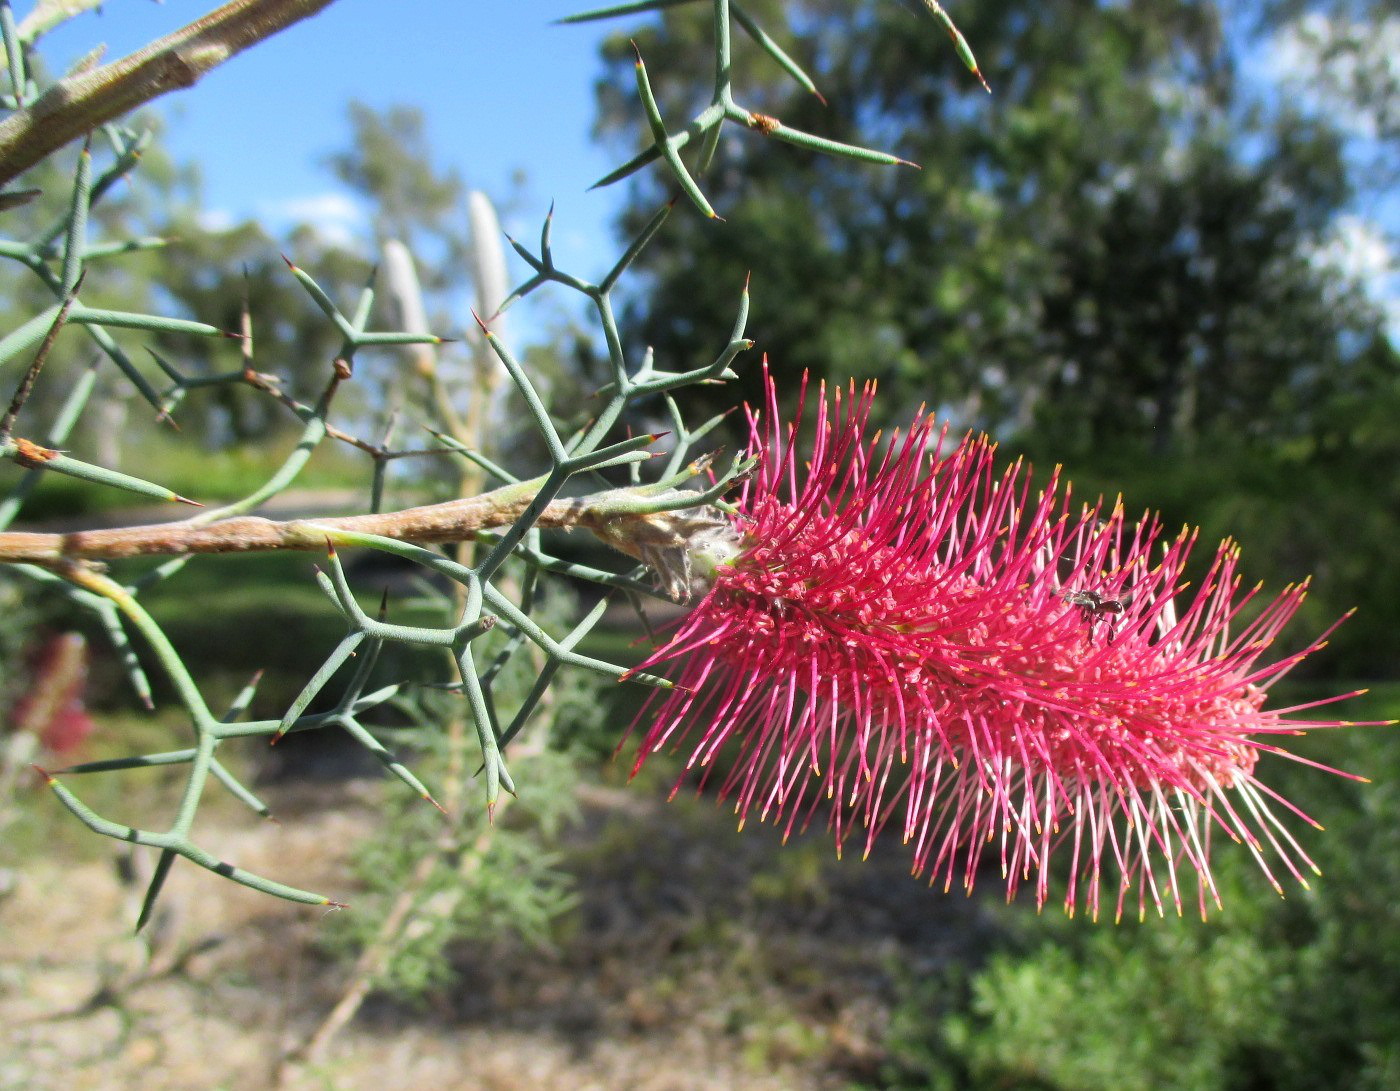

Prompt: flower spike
xmin=630 ymin=368 xmax=1369 ymax=919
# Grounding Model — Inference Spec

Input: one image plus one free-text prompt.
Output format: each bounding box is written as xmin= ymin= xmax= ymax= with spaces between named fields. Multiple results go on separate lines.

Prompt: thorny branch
xmin=0 ymin=477 xmax=738 ymax=568
xmin=0 ymin=0 xmax=343 ymax=187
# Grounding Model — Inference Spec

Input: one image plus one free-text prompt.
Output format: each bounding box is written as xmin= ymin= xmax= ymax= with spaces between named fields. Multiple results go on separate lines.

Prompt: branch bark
xmin=0 ymin=0 xmax=342 ymax=188
xmin=0 ymin=480 xmax=580 ymax=562
xmin=0 ymin=480 xmax=706 ymax=565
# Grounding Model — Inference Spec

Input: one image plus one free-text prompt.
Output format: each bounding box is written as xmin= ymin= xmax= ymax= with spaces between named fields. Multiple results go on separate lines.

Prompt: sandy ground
xmin=1 ymin=773 xmax=998 ymax=1091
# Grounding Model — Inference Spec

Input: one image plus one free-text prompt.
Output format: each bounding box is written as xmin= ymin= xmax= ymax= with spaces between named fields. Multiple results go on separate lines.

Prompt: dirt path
xmin=1 ymin=777 xmax=997 ymax=1091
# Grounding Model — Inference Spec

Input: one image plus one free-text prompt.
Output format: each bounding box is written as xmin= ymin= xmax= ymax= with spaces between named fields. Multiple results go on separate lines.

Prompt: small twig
xmin=10 ymin=2 xmax=106 ymax=62
xmin=0 ymin=272 xmax=82 ymax=441
xmin=236 ymin=366 xmax=453 ymax=464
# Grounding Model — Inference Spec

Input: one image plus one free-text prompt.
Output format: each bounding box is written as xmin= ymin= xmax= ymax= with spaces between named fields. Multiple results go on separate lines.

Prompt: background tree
xmin=154 ymin=215 xmax=371 ymax=447
xmin=591 ymin=0 xmax=1399 ymax=675
xmin=325 ymin=102 xmax=465 ymax=259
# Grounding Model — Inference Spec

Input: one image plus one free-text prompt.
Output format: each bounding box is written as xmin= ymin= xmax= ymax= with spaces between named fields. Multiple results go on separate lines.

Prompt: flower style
xmin=629 ymin=371 xmax=1365 ymax=921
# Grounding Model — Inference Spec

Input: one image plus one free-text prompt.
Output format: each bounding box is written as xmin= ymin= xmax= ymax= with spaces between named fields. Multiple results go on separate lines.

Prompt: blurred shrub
xmin=867 ymin=687 xmax=1400 ymax=1090
xmin=321 ymin=583 xmax=612 ymax=1004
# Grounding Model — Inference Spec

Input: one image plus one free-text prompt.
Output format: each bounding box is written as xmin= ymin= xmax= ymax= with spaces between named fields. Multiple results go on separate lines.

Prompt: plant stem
xmin=0 ymin=0 xmax=343 ymax=187
xmin=0 ymin=478 xmax=613 ymax=562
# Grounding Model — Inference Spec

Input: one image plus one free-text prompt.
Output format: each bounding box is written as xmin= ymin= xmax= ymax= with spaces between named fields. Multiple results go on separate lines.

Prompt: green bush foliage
xmin=869 ymin=688 xmax=1400 ymax=1091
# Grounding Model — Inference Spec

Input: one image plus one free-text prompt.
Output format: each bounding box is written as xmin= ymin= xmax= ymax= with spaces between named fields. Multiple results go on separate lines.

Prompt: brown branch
xmin=0 ymin=480 xmax=678 ymax=564
xmin=0 ymin=0 xmax=343 ymax=188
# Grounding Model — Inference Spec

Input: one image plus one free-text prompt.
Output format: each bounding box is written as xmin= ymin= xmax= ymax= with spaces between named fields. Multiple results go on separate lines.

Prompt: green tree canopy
xmin=592 ymin=0 xmax=1394 ymax=456
xmin=590 ymin=0 xmax=1400 ymax=676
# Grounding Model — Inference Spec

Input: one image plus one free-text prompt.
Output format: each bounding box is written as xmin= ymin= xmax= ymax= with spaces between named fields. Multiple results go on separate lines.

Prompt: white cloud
xmin=1263 ymin=13 xmax=1400 ymax=142
xmin=194 ymin=207 xmax=236 ymax=233
xmin=256 ymin=191 xmax=364 ymax=248
xmin=1312 ymin=214 xmax=1400 ymax=336
xmin=1315 ymin=215 xmax=1391 ymax=282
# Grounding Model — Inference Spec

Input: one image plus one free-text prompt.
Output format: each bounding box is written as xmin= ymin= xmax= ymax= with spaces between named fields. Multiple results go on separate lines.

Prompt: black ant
xmin=1058 ymin=586 xmax=1133 ymax=643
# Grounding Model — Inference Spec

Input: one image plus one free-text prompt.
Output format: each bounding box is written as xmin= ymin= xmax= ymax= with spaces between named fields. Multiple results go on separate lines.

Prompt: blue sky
xmin=41 ymin=1 xmax=636 ymax=281
xmin=33 ymin=2 xmax=1398 ymax=336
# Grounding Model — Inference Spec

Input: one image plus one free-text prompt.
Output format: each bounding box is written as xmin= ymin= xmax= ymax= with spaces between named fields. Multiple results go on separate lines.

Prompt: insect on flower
xmin=626 ymin=366 xmax=1376 ymax=922
xmin=1058 ymin=585 xmax=1133 ymax=642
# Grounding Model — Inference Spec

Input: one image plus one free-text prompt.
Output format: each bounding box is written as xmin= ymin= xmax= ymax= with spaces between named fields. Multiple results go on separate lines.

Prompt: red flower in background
xmin=630 ymin=372 xmax=1365 ymax=920
xmin=10 ymin=632 xmax=96 ymax=756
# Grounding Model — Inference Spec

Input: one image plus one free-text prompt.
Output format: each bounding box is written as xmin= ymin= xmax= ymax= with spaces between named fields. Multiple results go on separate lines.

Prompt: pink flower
xmin=629 ymin=371 xmax=1363 ymax=920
